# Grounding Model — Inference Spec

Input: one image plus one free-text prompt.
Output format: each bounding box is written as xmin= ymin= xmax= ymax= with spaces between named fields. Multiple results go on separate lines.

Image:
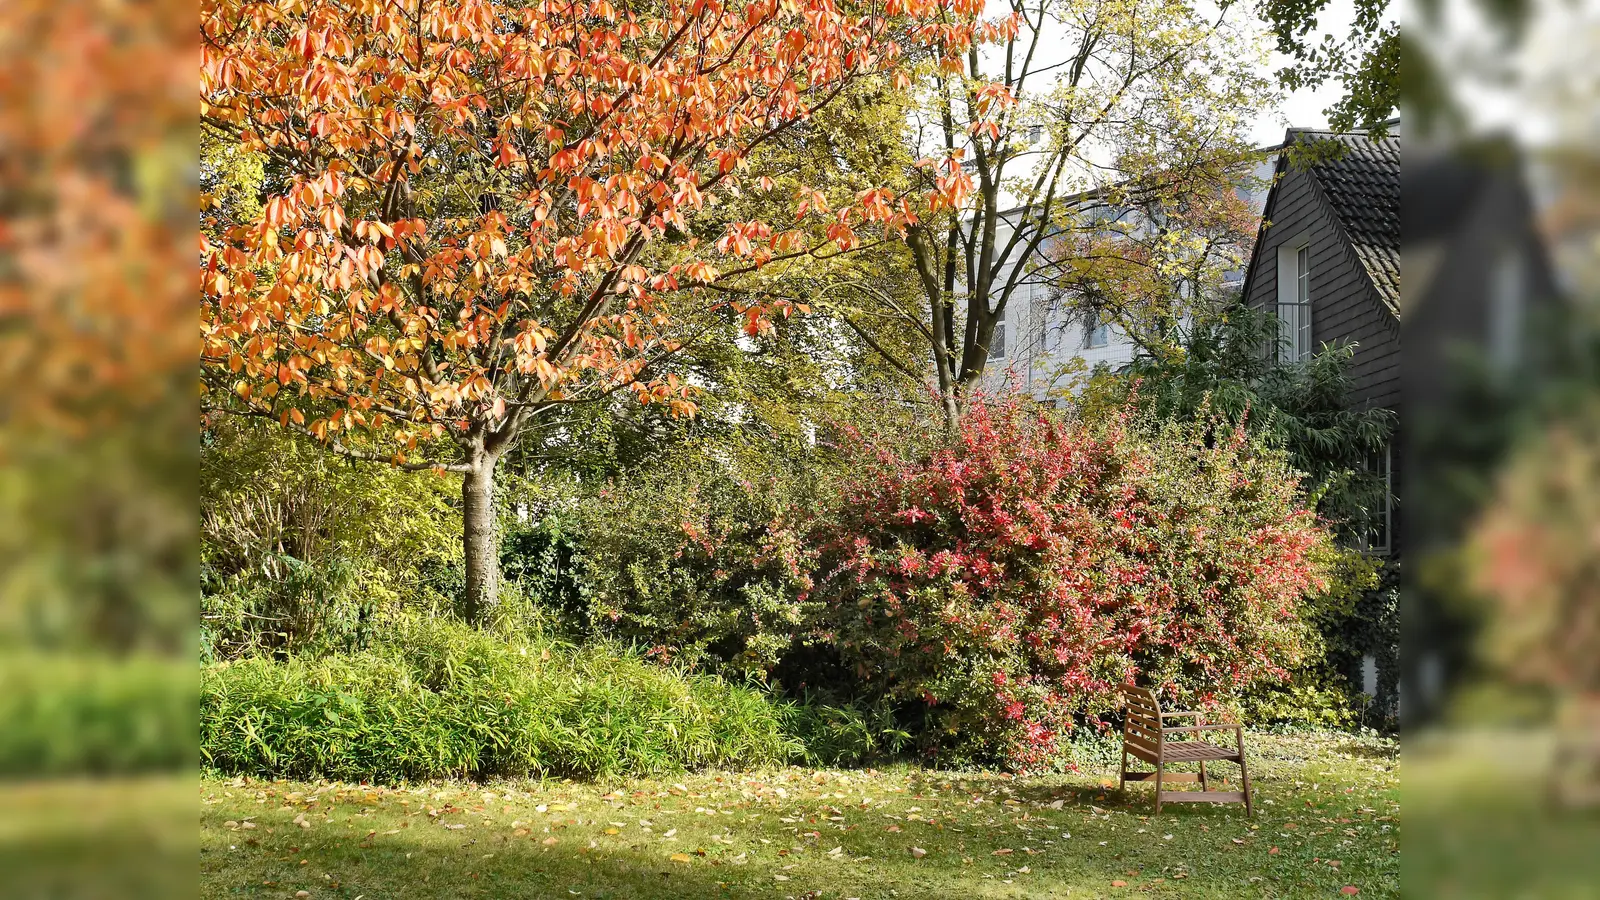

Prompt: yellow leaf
xmin=669 ymin=852 xmax=692 ymax=864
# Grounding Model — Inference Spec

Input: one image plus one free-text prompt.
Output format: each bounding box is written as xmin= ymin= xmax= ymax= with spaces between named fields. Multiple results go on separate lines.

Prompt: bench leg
xmin=1119 ymin=746 xmax=1128 ymax=791
xmin=1236 ymin=732 xmax=1253 ymax=817
xmin=1199 ymin=760 xmax=1208 ymax=792
xmin=1153 ymin=760 xmax=1164 ymax=815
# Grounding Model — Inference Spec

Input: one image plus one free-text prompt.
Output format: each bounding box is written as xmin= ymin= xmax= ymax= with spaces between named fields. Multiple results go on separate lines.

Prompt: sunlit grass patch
xmin=201 ymin=730 xmax=1398 ymax=899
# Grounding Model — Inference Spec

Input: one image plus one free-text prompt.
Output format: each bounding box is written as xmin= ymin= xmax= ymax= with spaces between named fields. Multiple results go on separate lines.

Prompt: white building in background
xmin=975 ymin=153 xmax=1280 ymax=404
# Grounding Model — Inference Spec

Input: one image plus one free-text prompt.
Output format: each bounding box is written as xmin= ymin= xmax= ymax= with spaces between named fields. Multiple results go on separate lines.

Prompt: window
xmin=1043 ymin=307 xmax=1064 ymax=354
xmin=1276 ymin=242 xmax=1313 ymax=362
xmin=1364 ymin=442 xmax=1393 ymax=554
xmin=990 ymin=308 xmax=1006 ymax=359
xmin=1083 ymin=307 xmax=1110 ymax=349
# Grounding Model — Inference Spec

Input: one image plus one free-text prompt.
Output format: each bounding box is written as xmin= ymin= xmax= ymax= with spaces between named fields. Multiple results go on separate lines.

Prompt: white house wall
xmin=975 ymin=154 xmax=1277 ymax=403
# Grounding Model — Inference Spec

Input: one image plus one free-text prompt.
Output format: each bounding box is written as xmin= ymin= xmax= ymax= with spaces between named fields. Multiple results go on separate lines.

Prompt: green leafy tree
xmin=1257 ymin=0 xmax=1397 ymax=137
xmin=837 ymin=0 xmax=1276 ymax=426
xmin=1078 ymin=303 xmax=1393 ymax=537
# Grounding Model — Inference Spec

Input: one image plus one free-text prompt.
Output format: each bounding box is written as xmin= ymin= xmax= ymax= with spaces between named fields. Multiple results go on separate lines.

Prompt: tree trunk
xmin=940 ymin=388 xmax=962 ymax=432
xmin=461 ymin=448 xmax=500 ymax=624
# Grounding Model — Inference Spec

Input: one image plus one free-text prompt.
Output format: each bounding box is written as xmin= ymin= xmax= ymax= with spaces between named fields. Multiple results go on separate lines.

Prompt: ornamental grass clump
xmin=806 ymin=399 xmax=1338 ymax=769
xmin=201 ymin=618 xmax=797 ymax=782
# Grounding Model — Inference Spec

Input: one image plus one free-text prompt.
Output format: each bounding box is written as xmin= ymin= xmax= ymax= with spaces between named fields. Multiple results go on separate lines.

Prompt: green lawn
xmin=200 ymin=731 xmax=1398 ymax=899
xmin=1405 ymin=729 xmax=1600 ymax=899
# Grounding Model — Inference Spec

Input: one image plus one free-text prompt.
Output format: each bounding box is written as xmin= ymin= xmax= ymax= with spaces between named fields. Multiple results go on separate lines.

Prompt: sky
xmin=965 ymin=0 xmax=1377 ymax=149
xmin=1245 ymin=0 xmax=1362 ymax=147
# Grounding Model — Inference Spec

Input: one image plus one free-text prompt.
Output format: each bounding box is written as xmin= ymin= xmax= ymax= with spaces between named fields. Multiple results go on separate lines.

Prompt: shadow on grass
xmin=1332 ymin=740 xmax=1399 ymax=762
xmin=202 ymin=788 xmax=1272 ymax=899
xmin=2 ymin=776 xmax=194 ymax=900
xmin=204 ymin=821 xmax=766 ymax=899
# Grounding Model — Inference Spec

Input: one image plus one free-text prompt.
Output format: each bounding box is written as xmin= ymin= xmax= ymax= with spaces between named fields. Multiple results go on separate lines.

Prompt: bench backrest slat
xmin=1120 ymin=685 xmax=1163 ymax=744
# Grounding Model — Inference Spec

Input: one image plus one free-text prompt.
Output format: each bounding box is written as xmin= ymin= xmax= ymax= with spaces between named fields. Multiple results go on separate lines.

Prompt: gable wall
xmin=1245 ymin=167 xmax=1400 ymax=412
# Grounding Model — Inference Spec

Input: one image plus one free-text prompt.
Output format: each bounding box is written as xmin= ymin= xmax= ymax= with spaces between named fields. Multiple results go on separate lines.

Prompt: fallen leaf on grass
xmin=910 ymin=847 xmax=927 ymax=858
xmin=1340 ymin=888 xmax=1360 ymax=896
xmin=1111 ymin=880 xmax=1127 ymax=888
xmin=542 ymin=837 xmax=559 ymax=846
xmin=992 ymin=848 xmax=1014 ymax=855
xmin=1269 ymin=846 xmax=1279 ymax=855
xmin=669 ymin=853 xmax=692 ymax=864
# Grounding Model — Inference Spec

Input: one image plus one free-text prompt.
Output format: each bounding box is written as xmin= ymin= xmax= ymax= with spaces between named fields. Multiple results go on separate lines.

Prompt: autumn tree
xmin=1 ymin=0 xmax=193 ymax=651
xmin=827 ymin=0 xmax=1274 ymax=426
xmin=199 ymin=0 xmax=981 ymax=621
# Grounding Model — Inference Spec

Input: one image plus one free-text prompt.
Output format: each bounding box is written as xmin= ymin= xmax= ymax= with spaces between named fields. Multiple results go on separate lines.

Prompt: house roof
xmin=1287 ymin=123 xmax=1401 ymax=315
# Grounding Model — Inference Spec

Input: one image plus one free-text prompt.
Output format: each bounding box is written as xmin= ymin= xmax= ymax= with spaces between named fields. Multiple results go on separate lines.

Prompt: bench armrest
xmin=1161 ymin=723 xmax=1242 ymax=735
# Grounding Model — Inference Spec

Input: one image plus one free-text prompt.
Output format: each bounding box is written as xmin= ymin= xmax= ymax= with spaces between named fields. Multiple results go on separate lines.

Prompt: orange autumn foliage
xmin=199 ymin=0 xmax=987 ymax=617
xmin=199 ymin=0 xmax=981 ymax=467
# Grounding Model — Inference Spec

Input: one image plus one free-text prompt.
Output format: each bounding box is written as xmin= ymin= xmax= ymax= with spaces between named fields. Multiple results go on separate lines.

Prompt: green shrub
xmin=1238 ymin=672 xmax=1361 ymax=729
xmin=201 ymin=619 xmax=798 ymax=782
xmin=573 ymin=435 xmax=820 ymax=677
xmin=779 ymin=694 xmax=912 ymax=768
xmin=0 ymin=654 xmax=194 ymax=775
xmin=201 ymin=420 xmax=460 ymax=659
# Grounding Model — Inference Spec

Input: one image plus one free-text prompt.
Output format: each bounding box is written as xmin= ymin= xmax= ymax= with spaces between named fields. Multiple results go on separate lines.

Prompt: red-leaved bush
xmin=804 ymin=399 xmax=1336 ymax=769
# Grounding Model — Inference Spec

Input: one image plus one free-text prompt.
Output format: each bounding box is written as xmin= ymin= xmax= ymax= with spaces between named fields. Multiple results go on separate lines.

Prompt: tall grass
xmin=201 ymin=619 xmax=798 ymax=782
xmin=0 ymin=653 xmax=194 ymax=775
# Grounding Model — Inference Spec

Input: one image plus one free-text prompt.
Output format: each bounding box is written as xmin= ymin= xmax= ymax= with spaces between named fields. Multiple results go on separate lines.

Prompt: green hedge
xmin=0 ymin=654 xmax=194 ymax=775
xmin=201 ymin=620 xmax=799 ymax=782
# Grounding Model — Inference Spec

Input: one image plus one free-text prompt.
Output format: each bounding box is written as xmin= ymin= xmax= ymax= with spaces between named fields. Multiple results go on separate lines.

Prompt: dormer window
xmin=1277 ymin=241 xmax=1313 ymax=362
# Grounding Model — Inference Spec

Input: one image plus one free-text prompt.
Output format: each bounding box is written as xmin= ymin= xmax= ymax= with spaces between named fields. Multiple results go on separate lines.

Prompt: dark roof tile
xmin=1293 ymin=128 xmax=1400 ymax=315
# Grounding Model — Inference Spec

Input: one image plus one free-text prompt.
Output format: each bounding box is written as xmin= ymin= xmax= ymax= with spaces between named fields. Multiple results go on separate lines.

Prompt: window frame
xmin=1275 ymin=238 xmax=1313 ymax=362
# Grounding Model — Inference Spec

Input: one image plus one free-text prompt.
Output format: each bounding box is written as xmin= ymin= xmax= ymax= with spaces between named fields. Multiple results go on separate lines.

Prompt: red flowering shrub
xmin=805 ymin=399 xmax=1336 ymax=769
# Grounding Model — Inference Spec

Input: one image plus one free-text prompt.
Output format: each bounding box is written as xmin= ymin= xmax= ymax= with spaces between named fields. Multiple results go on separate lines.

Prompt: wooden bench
xmin=1118 ymin=685 xmax=1253 ymax=815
